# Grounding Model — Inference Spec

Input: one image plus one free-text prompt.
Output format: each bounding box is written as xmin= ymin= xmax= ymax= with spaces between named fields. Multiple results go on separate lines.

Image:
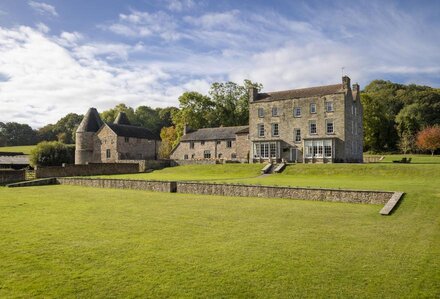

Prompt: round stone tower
xmin=75 ymin=107 xmax=103 ymax=164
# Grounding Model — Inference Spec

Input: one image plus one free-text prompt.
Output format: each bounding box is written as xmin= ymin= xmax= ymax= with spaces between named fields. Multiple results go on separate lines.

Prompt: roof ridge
xmin=266 ymin=83 xmax=342 ymax=95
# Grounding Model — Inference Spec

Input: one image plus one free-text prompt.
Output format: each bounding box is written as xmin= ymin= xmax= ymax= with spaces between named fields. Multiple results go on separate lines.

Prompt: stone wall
xmin=53 ymin=177 xmax=393 ymax=205
xmin=0 ymin=169 xmax=25 ymax=184
xmin=57 ymin=178 xmax=176 ymax=193
xmin=171 ymin=160 xmax=219 ymax=166
xmin=35 ymin=163 xmax=139 ymax=178
xmin=175 ymin=182 xmax=392 ymax=204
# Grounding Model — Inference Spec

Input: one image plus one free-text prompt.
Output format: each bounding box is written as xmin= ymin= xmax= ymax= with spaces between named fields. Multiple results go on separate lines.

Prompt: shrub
xmin=30 ymin=141 xmax=75 ymax=167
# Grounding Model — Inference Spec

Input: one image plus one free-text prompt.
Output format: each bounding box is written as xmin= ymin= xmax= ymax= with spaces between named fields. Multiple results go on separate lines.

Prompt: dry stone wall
xmin=35 ymin=163 xmax=139 ymax=178
xmin=175 ymin=182 xmax=392 ymax=204
xmin=58 ymin=178 xmax=176 ymax=193
xmin=0 ymin=170 xmax=25 ymax=184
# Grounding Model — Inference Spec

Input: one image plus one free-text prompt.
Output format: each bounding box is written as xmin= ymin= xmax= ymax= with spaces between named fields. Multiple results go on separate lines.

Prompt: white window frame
xmin=310 ymin=103 xmax=317 ymax=114
xmin=254 ymin=142 xmax=278 ymax=159
xmin=326 ymin=120 xmax=334 ymax=134
xmin=294 ymin=128 xmax=301 ymax=142
xmin=258 ymin=108 xmax=264 ymax=118
xmin=272 ymin=107 xmax=279 ymax=116
xmin=258 ymin=124 xmax=265 ymax=137
xmin=309 ymin=121 xmax=317 ymax=135
xmin=325 ymin=101 xmax=334 ymax=112
xmin=304 ymin=139 xmax=332 ymax=159
xmin=271 ymin=123 xmax=279 ymax=137
xmin=294 ymin=107 xmax=301 ymax=117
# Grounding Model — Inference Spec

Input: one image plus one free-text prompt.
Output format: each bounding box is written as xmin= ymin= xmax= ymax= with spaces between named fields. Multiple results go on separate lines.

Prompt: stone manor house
xmin=171 ymin=76 xmax=363 ymax=163
xmin=75 ymin=108 xmax=160 ymax=165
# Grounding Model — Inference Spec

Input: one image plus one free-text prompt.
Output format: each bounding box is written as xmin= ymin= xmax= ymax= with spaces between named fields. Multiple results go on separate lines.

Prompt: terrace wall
xmin=57 ymin=178 xmax=176 ymax=193
xmin=54 ymin=178 xmax=393 ymax=205
xmin=0 ymin=169 xmax=25 ymax=184
xmin=175 ymin=182 xmax=392 ymax=204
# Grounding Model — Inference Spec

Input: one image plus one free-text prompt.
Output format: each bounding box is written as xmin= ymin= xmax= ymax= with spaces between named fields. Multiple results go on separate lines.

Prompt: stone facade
xmin=170 ymin=126 xmax=250 ymax=163
xmin=249 ymin=76 xmax=363 ymax=163
xmin=75 ymin=109 xmax=160 ymax=165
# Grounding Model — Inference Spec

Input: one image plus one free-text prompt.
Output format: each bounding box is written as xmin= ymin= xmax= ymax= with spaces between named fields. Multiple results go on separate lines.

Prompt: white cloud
xmin=167 ymin=0 xmax=195 ymax=12
xmin=0 ymin=26 xmax=177 ymax=128
xmin=103 ymin=10 xmax=182 ymax=41
xmin=2 ymin=2 xmax=439 ymax=128
xmin=28 ymin=1 xmax=58 ymax=17
xmin=36 ymin=22 xmax=49 ymax=33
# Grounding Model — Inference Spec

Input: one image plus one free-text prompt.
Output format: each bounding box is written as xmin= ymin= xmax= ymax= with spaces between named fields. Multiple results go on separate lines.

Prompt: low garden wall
xmin=175 ymin=182 xmax=392 ymax=205
xmin=171 ymin=160 xmax=218 ymax=166
xmin=0 ymin=169 xmax=25 ymax=184
xmin=53 ymin=178 xmax=393 ymax=205
xmin=57 ymin=178 xmax=176 ymax=193
xmin=35 ymin=163 xmax=139 ymax=178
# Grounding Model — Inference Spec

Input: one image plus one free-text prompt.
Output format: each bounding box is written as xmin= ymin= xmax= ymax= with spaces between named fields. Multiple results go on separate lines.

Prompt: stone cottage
xmin=248 ymin=76 xmax=363 ymax=163
xmin=75 ymin=108 xmax=160 ymax=165
xmin=170 ymin=126 xmax=250 ymax=162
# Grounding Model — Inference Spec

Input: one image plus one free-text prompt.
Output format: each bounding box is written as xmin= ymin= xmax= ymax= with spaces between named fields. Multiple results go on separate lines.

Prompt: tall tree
xmin=100 ymin=104 xmax=137 ymax=124
xmin=0 ymin=122 xmax=37 ymax=146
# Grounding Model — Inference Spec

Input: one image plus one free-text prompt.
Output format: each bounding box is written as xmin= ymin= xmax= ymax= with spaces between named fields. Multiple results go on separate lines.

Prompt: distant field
xmin=0 ymin=145 xmax=36 ymax=154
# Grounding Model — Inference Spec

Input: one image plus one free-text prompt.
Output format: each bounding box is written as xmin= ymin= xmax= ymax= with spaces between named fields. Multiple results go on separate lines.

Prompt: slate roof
xmin=0 ymin=155 xmax=29 ymax=165
xmin=180 ymin=126 xmax=249 ymax=141
xmin=107 ymin=123 xmax=159 ymax=140
xmin=256 ymin=84 xmax=343 ymax=102
xmin=114 ymin=112 xmax=131 ymax=125
xmin=76 ymin=107 xmax=103 ymax=132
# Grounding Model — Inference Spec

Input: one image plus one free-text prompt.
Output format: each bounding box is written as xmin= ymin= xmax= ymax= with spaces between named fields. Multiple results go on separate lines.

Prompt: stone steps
xmin=273 ymin=163 xmax=286 ymax=173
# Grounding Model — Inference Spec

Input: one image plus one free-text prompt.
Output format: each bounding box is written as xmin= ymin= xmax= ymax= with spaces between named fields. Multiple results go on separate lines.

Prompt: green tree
xmin=158 ymin=126 xmax=178 ymax=159
xmin=135 ymin=106 xmax=162 ymax=135
xmin=100 ymin=104 xmax=137 ymax=124
xmin=30 ymin=141 xmax=75 ymax=166
xmin=0 ymin=122 xmax=37 ymax=146
xmin=209 ymin=80 xmax=262 ymax=127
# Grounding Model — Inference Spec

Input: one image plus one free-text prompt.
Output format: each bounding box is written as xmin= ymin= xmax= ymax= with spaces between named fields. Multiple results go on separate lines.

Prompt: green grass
xmin=365 ymin=154 xmax=440 ymax=164
xmin=96 ymin=163 xmax=262 ymax=181
xmin=1 ymin=184 xmax=439 ymax=298
xmin=1 ymin=156 xmax=439 ymax=297
xmin=0 ymin=145 xmax=36 ymax=154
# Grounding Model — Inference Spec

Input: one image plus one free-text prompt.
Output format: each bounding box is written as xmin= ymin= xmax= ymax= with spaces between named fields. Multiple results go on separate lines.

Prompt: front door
xmin=290 ymin=148 xmax=297 ymax=162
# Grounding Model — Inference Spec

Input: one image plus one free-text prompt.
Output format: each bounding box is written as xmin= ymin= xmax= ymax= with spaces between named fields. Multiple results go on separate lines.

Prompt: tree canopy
xmin=361 ymin=80 xmax=440 ymax=152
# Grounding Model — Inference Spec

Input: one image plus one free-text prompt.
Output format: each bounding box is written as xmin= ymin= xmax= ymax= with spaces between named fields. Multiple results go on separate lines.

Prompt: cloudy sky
xmin=0 ymin=0 xmax=439 ymax=128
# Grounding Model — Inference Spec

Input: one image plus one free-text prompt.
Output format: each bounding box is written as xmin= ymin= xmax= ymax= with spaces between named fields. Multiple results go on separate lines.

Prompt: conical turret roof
xmin=76 ymin=107 xmax=103 ymax=132
xmin=114 ymin=111 xmax=131 ymax=125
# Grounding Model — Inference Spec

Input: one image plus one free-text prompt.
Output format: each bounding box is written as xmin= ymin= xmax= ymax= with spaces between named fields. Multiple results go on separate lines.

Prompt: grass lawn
xmin=96 ymin=163 xmax=263 ymax=181
xmin=1 ymin=155 xmax=439 ymax=297
xmin=1 ymin=184 xmax=439 ymax=298
xmin=0 ymin=145 xmax=36 ymax=154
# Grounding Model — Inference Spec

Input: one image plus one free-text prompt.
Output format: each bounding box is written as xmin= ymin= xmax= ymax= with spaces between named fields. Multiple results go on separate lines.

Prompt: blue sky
xmin=0 ymin=0 xmax=439 ymax=127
